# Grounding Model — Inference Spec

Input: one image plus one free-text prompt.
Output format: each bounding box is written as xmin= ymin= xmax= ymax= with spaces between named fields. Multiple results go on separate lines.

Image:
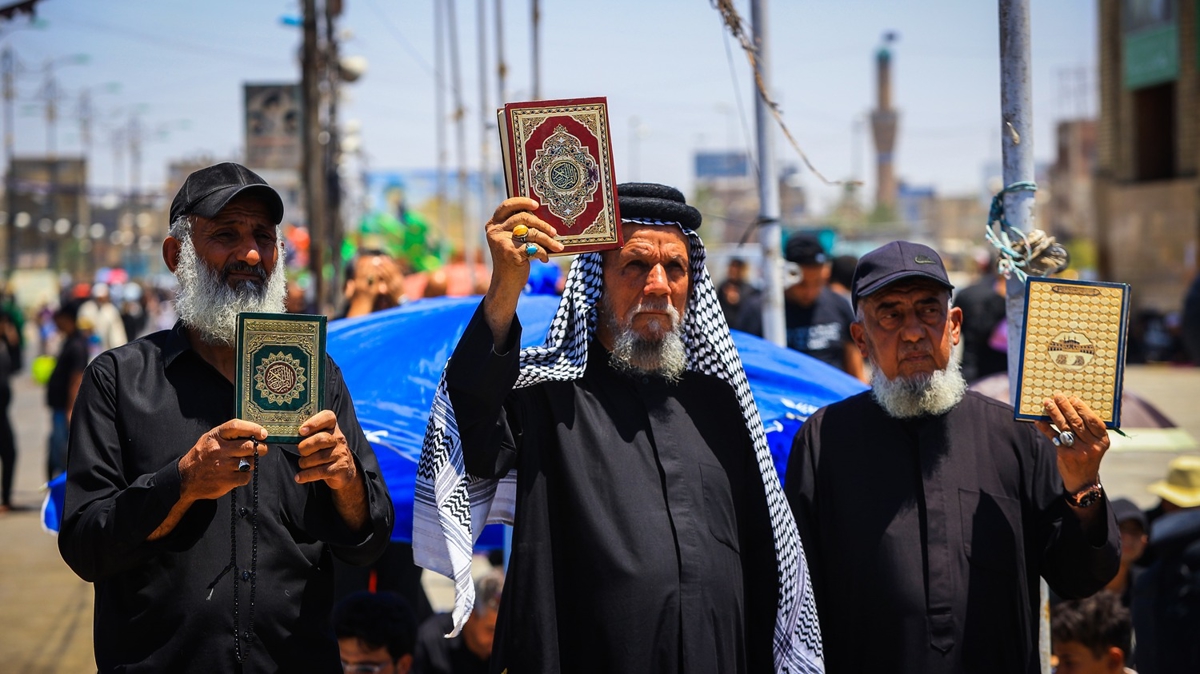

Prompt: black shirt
xmin=47 ymin=330 xmax=88 ymax=410
xmin=58 ymin=322 xmax=394 ymax=673
xmin=785 ymin=391 xmax=1119 ymax=674
xmin=413 ymin=613 xmax=490 ymax=674
xmin=446 ymin=305 xmax=778 ymax=674
xmin=784 ymin=287 xmax=854 ymax=371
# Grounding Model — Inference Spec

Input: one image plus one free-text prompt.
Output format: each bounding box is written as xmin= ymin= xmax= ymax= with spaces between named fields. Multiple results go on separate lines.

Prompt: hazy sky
xmin=3 ymin=0 xmax=1096 ymax=215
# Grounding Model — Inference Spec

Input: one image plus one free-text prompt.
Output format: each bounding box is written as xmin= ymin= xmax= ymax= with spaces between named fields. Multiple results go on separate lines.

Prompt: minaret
xmin=870 ymin=32 xmax=899 ymax=212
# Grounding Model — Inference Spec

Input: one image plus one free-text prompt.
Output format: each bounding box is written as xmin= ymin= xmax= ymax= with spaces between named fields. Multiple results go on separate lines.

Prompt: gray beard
xmin=603 ymin=297 xmax=688 ymax=384
xmin=173 ymin=234 xmax=287 ymax=346
xmin=870 ymin=359 xmax=967 ymax=419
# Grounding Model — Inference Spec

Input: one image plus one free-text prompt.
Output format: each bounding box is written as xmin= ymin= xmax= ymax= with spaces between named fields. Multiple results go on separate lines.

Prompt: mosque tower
xmin=870 ymin=32 xmax=899 ymax=212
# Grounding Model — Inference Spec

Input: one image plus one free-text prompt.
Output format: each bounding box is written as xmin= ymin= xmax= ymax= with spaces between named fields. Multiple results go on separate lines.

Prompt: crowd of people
xmin=0 ymin=160 xmax=1186 ymax=672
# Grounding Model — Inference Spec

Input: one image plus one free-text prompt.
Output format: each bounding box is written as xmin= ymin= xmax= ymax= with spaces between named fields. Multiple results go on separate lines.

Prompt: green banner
xmin=1124 ymin=23 xmax=1179 ymax=89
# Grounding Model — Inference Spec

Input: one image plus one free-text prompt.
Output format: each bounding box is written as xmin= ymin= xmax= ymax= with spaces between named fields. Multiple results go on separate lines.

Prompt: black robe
xmin=785 ymin=390 xmax=1120 ymax=674
xmin=447 ymin=307 xmax=778 ymax=674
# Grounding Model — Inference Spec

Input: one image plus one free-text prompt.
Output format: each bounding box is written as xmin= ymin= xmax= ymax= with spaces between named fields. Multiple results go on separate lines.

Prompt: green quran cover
xmin=235 ymin=312 xmax=327 ymax=443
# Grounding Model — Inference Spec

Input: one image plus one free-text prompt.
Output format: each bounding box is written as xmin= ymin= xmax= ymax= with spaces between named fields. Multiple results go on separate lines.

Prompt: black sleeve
xmin=58 ymin=355 xmax=200 ymax=582
xmin=741 ymin=426 xmax=782 ymax=673
xmin=444 ymin=302 xmax=523 ymax=480
xmin=783 ymin=411 xmax=827 ymax=611
xmin=316 ymin=358 xmax=395 ymax=566
xmin=1026 ymin=425 xmax=1120 ymax=598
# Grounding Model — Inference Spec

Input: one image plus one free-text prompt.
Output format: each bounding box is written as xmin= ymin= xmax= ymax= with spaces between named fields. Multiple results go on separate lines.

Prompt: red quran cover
xmin=497 ymin=97 xmax=623 ymax=255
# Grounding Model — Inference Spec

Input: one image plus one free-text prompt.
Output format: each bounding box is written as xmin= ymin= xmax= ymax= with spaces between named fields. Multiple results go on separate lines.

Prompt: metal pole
xmin=531 ymin=0 xmax=540 ymax=100
xmin=750 ymin=0 xmax=784 ymax=346
xmin=998 ymin=2 xmax=1049 ymax=673
xmin=477 ymin=0 xmax=495 ymax=274
xmin=301 ymin=0 xmax=326 ymax=313
xmin=325 ymin=0 xmax=343 ymax=312
xmin=434 ymin=0 xmax=449 ymax=260
xmin=446 ymin=0 xmax=476 ymax=287
xmin=495 ymin=0 xmax=507 ymax=105
xmin=3 ymin=47 xmax=15 ymax=273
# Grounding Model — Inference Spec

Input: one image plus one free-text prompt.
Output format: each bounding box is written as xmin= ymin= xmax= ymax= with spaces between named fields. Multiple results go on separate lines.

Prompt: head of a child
xmin=1051 ymin=592 xmax=1131 ymax=674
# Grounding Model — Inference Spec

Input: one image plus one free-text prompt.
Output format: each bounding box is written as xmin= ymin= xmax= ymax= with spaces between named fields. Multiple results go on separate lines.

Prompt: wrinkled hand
xmin=486 ymin=197 xmax=563 ymax=291
xmin=1034 ymin=394 xmax=1111 ymax=494
xmin=178 ymin=419 xmax=270 ymax=502
xmin=295 ymin=410 xmax=358 ymax=490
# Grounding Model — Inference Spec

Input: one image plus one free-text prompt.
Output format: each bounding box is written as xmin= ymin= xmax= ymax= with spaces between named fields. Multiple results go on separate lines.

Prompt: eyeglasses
xmin=341 ymin=661 xmax=388 ymax=674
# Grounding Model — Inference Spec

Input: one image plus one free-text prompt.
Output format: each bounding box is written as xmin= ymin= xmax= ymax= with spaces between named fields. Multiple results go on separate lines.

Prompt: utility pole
xmin=477 ymin=0 xmax=495 ymax=249
xmin=530 ymin=0 xmax=540 ymax=100
xmin=446 ymin=0 xmax=475 ymax=286
xmin=2 ymin=46 xmax=15 ymax=273
xmin=997 ymin=2 xmax=1049 ymax=672
xmin=325 ymin=0 xmax=343 ymax=312
xmin=495 ymin=0 xmax=507 ymax=105
xmin=750 ymin=0 xmax=784 ymax=346
xmin=301 ymin=0 xmax=327 ymax=313
xmin=434 ymin=0 xmax=448 ymax=260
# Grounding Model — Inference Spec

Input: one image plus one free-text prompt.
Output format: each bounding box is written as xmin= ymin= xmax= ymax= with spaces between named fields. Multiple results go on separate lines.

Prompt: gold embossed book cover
xmin=235 ymin=313 xmax=326 ymax=443
xmin=498 ymin=97 xmax=622 ymax=254
xmin=1014 ymin=278 xmax=1130 ymax=428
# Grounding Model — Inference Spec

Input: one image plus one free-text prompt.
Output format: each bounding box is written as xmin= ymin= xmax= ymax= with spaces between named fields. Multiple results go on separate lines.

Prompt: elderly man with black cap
xmin=58 ymin=162 xmax=394 ymax=672
xmin=783 ymin=240 xmax=1120 ymax=674
xmin=414 ymin=185 xmax=824 ymax=673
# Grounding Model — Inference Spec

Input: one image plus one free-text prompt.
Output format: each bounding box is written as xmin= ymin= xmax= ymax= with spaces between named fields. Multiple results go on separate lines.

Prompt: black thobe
xmin=447 ymin=305 xmax=778 ymax=674
xmin=785 ymin=391 xmax=1119 ymax=674
xmin=59 ymin=323 xmax=394 ymax=673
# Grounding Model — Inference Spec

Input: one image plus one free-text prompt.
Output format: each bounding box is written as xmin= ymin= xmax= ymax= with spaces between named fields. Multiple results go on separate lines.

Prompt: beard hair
xmin=870 ymin=358 xmax=967 ymax=419
xmin=603 ymin=295 xmax=688 ymax=384
xmin=173 ymin=233 xmax=287 ymax=346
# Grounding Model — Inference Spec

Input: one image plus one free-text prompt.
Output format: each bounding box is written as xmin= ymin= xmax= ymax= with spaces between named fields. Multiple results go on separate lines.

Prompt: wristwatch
xmin=1065 ymin=482 xmax=1104 ymax=508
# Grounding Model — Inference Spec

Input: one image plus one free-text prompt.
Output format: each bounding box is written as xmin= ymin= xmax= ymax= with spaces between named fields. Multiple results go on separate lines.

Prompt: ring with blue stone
xmin=524 ymin=243 xmax=538 ymax=257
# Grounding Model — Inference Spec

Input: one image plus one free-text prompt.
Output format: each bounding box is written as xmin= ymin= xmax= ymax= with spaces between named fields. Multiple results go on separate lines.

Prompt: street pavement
xmin=0 ymin=365 xmax=1196 ymax=671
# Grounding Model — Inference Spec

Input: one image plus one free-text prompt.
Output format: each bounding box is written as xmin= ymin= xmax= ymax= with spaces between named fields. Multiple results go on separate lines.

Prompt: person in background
xmin=1131 ymin=456 xmax=1200 ymax=674
xmin=333 ymin=591 xmax=418 ymax=674
xmin=716 ymin=257 xmax=757 ymax=329
xmin=1103 ymin=498 xmax=1148 ymax=607
xmin=341 ymin=251 xmax=406 ymax=319
xmin=46 ymin=301 xmax=87 ymax=481
xmin=118 ymin=283 xmax=149 ymax=341
xmin=828 ymin=254 xmax=858 ymax=303
xmin=0 ymin=306 xmax=19 ymax=512
xmin=781 ymin=233 xmax=866 ymax=382
xmin=953 ymin=252 xmax=1008 ymax=383
xmin=78 ymin=282 xmax=127 ymax=354
xmin=1183 ymin=272 xmax=1200 ymax=365
xmin=1052 ymin=592 xmax=1136 ymax=674
xmin=413 ymin=570 xmax=503 ymax=674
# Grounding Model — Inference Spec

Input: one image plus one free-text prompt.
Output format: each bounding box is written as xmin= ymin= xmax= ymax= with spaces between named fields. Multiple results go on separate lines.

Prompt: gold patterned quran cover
xmin=1014 ymin=278 xmax=1131 ymax=429
xmin=497 ymin=97 xmax=623 ymax=254
xmin=235 ymin=313 xmax=326 ymax=443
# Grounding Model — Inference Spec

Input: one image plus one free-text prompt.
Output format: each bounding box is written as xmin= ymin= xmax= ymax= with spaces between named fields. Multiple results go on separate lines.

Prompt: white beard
xmin=604 ymin=296 xmax=688 ymax=384
xmin=173 ymin=234 xmax=287 ymax=346
xmin=870 ymin=359 xmax=967 ymax=419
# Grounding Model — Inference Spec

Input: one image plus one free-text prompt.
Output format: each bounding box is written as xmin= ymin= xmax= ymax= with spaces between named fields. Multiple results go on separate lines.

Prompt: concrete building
xmin=1095 ymin=0 xmax=1199 ymax=313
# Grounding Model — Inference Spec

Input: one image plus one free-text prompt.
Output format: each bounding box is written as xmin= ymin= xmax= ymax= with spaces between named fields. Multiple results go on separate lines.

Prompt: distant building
xmin=691 ymin=150 xmax=806 ymax=245
xmin=1046 ymin=119 xmax=1098 ymax=242
xmin=1095 ymin=0 xmax=1199 ymax=313
xmin=5 ymin=156 xmax=87 ymax=271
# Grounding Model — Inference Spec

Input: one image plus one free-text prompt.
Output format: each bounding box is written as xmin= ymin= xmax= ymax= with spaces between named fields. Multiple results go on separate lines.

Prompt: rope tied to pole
xmin=985 ymin=181 xmax=1070 ymax=282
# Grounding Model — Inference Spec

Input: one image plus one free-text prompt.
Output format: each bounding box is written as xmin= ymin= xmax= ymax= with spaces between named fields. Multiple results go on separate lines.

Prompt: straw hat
xmin=1147 ymin=455 xmax=1200 ymax=508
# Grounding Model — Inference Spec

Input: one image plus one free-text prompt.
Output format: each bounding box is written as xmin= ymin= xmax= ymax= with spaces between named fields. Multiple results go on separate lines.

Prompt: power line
xmin=53 ymin=15 xmax=291 ymax=67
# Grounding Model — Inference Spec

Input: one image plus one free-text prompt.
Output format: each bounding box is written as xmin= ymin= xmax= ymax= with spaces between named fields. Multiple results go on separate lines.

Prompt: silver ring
xmin=513 ymin=233 xmax=528 ymax=245
xmin=1057 ymin=431 xmax=1076 ymax=448
xmin=238 ymin=458 xmax=252 ymax=472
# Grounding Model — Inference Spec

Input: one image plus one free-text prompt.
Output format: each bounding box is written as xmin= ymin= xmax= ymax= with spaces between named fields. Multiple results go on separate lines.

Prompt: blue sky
xmin=3 ymin=0 xmax=1096 ymax=213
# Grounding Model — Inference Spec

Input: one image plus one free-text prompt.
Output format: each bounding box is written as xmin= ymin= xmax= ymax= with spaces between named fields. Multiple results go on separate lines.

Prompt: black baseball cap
xmin=784 ymin=233 xmax=828 ymax=266
xmin=1110 ymin=498 xmax=1148 ymax=531
xmin=851 ymin=240 xmax=954 ymax=312
xmin=169 ymin=162 xmax=284 ymax=226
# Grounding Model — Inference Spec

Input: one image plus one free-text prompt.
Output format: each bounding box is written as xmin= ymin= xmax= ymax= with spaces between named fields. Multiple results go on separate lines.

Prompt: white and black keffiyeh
xmin=413 ymin=220 xmax=824 ymax=672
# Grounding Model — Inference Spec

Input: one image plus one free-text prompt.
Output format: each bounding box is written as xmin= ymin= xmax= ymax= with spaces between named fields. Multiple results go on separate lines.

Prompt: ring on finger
xmin=1054 ymin=431 xmax=1076 ymax=448
xmin=524 ymin=243 xmax=539 ymax=257
xmin=512 ymin=224 xmax=530 ymax=245
xmin=238 ymin=457 xmax=252 ymax=472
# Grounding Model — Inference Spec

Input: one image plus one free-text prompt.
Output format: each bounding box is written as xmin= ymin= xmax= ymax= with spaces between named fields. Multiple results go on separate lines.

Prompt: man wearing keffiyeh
xmin=413 ymin=183 xmax=824 ymax=673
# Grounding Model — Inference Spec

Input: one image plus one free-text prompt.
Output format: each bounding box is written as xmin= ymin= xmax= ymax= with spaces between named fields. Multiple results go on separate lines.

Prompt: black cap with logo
xmin=851 ymin=240 xmax=954 ymax=312
xmin=169 ymin=162 xmax=285 ymax=226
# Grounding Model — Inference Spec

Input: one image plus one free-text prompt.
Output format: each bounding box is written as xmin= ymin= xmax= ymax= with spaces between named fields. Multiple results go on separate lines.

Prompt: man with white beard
xmin=58 ymin=163 xmax=394 ymax=673
xmin=784 ymin=240 xmax=1120 ymax=674
xmin=414 ymin=183 xmax=823 ymax=673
